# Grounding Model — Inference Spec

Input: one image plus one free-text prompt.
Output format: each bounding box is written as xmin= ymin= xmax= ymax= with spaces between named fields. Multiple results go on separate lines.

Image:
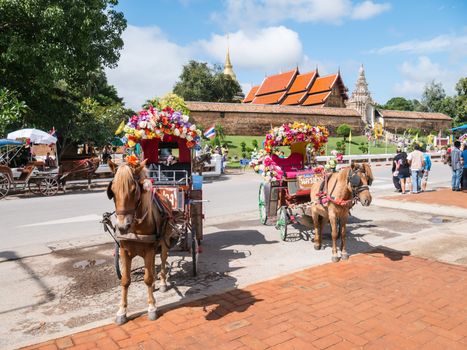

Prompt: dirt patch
xmin=382 ymin=187 xmax=467 ymax=209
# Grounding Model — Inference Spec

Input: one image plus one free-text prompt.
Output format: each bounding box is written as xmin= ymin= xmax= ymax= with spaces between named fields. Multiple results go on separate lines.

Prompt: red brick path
xmin=23 ymin=251 xmax=467 ymax=350
xmin=383 ymin=187 xmax=467 ymax=209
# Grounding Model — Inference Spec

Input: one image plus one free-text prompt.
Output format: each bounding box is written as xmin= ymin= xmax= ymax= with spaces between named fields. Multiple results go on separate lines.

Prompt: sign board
xmin=155 ymin=187 xmax=184 ymax=209
xmin=297 ymin=173 xmax=324 ymax=190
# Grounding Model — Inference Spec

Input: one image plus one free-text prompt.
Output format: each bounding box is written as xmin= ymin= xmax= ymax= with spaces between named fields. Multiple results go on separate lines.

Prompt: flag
xmin=204 ymin=125 xmax=216 ymax=139
xmin=414 ymin=133 xmax=418 ymax=142
xmin=348 ymin=130 xmax=352 ymax=143
xmin=49 ymin=126 xmax=57 ymax=137
xmin=115 ymin=120 xmax=125 ymax=135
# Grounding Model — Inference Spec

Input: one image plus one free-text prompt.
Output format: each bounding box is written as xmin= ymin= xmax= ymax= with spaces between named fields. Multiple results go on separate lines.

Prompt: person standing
xmin=461 ymin=142 xmax=467 ymax=191
xmin=392 ymin=148 xmax=403 ymax=192
xmin=421 ymin=147 xmax=432 ymax=192
xmin=407 ymin=144 xmax=425 ymax=194
xmin=396 ymin=151 xmax=411 ymax=194
xmin=451 ymin=141 xmax=462 ymax=191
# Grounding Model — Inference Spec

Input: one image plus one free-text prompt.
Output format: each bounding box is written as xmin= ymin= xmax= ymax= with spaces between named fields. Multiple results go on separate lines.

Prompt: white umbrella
xmin=7 ymin=128 xmax=57 ymax=144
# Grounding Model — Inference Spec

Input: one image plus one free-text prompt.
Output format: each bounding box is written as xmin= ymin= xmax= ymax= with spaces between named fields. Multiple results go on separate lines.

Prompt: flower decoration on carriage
xmin=460 ymin=133 xmax=467 ymax=143
xmin=263 ymin=122 xmax=329 ymax=154
xmin=249 ymin=150 xmax=284 ymax=182
xmin=122 ymin=106 xmax=202 ymax=148
xmin=325 ymin=150 xmax=344 ymax=172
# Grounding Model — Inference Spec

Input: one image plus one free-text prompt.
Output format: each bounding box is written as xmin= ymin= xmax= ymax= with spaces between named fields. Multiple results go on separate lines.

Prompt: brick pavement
xmin=23 ymin=251 xmax=467 ymax=350
xmin=382 ymin=187 xmax=467 ymax=209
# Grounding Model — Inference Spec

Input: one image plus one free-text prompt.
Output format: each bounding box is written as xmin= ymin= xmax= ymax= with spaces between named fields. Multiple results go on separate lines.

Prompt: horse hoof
xmin=341 ymin=253 xmax=349 ymax=261
xmin=159 ymin=284 xmax=167 ymax=293
xmin=115 ymin=314 xmax=127 ymax=325
xmin=332 ymin=256 xmax=340 ymax=263
xmin=148 ymin=310 xmax=157 ymax=321
xmin=314 ymin=245 xmax=321 ymax=251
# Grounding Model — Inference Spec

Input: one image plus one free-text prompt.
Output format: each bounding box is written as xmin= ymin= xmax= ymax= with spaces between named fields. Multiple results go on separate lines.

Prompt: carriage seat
xmin=271 ymin=153 xmax=303 ymax=178
xmin=16 ymin=165 xmax=35 ymax=183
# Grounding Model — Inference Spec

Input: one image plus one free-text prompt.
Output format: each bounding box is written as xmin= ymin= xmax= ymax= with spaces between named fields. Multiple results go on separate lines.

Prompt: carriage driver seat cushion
xmin=271 ymin=153 xmax=304 ymax=178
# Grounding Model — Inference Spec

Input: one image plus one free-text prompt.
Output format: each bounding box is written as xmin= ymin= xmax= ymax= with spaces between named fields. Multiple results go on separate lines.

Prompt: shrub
xmin=336 ymin=124 xmax=351 ymax=138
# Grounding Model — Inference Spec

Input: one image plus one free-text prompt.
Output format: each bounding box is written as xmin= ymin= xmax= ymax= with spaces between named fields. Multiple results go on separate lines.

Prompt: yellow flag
xmin=348 ymin=130 xmax=352 ymax=143
xmin=115 ymin=120 xmax=125 ymax=135
xmin=414 ymin=133 xmax=418 ymax=142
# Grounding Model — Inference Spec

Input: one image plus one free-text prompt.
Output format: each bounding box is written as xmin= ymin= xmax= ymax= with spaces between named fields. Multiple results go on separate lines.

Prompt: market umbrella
xmin=7 ymin=128 xmax=57 ymax=144
xmin=451 ymin=124 xmax=467 ymax=131
xmin=0 ymin=139 xmax=23 ymax=146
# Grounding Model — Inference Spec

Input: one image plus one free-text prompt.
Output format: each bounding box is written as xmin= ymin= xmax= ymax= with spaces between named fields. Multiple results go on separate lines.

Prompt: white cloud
xmin=351 ymin=0 xmax=391 ymax=20
xmin=196 ymin=27 xmax=303 ymax=71
xmin=394 ymin=56 xmax=457 ymax=97
xmin=372 ymin=33 xmax=467 ymax=56
xmin=106 ymin=25 xmax=190 ymax=110
xmin=212 ymin=0 xmax=391 ymax=28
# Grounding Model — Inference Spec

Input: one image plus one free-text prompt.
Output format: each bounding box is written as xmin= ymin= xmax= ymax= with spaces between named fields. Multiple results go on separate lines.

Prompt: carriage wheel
xmin=114 ymin=243 xmax=122 ymax=280
xmin=28 ymin=181 xmax=41 ymax=195
xmin=258 ymin=183 xmax=268 ymax=224
xmin=0 ymin=173 xmax=10 ymax=199
xmin=191 ymin=226 xmax=198 ymax=277
xmin=39 ymin=177 xmax=59 ymax=196
xmin=276 ymin=206 xmax=288 ymax=241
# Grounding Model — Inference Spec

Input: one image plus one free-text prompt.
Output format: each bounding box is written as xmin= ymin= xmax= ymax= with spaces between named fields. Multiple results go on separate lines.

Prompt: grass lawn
xmin=215 ymin=135 xmax=397 ymax=161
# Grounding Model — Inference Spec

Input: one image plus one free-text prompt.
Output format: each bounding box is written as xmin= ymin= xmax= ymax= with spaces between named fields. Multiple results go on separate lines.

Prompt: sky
xmin=106 ymin=0 xmax=467 ymax=110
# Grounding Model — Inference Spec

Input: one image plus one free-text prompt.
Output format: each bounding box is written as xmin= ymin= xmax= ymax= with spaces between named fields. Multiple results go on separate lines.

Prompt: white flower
xmin=186 ymin=135 xmax=193 ymax=141
xmin=182 ymin=115 xmax=189 ymax=123
xmin=139 ymin=130 xmax=145 ymax=138
xmin=189 ymin=124 xmax=196 ymax=131
xmin=174 ymin=128 xmax=180 ymax=136
xmin=182 ymin=127 xmax=187 ymax=134
xmin=139 ymin=121 xmax=147 ymax=129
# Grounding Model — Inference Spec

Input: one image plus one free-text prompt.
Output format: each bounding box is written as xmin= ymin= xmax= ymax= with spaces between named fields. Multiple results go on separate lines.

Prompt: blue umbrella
xmin=451 ymin=124 xmax=467 ymax=131
xmin=0 ymin=139 xmax=23 ymax=146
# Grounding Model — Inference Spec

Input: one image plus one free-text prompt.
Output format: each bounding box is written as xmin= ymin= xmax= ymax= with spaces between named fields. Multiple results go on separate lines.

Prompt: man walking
xmin=421 ymin=146 xmax=432 ymax=192
xmin=392 ymin=147 xmax=403 ymax=192
xmin=451 ymin=141 xmax=462 ymax=191
xmin=407 ymin=144 xmax=425 ymax=194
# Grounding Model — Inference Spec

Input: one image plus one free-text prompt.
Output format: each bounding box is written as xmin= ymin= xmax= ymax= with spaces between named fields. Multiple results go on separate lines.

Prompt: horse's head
xmin=107 ymin=159 xmax=151 ymax=234
xmin=348 ymin=162 xmax=373 ymax=207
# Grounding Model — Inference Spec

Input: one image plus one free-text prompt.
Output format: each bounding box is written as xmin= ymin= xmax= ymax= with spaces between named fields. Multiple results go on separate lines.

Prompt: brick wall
xmin=189 ymin=111 xmax=365 ymax=136
xmin=383 ymin=118 xmax=452 ymax=133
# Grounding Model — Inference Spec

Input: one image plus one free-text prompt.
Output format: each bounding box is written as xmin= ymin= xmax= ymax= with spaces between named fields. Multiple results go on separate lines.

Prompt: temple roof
xmin=244 ymin=68 xmax=347 ymax=106
xmin=255 ymin=68 xmax=298 ymax=96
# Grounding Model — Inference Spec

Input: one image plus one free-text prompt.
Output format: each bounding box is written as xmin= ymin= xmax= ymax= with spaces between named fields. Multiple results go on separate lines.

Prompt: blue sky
xmin=106 ymin=0 xmax=467 ymax=110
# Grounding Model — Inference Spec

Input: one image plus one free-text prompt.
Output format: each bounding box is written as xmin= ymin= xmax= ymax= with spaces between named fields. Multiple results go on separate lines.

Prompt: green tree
xmin=383 ymin=97 xmax=414 ymax=111
xmin=160 ymin=93 xmax=190 ymax=115
xmin=0 ymin=0 xmax=127 ymax=150
xmin=336 ymin=124 xmax=351 ymax=139
xmin=173 ymin=60 xmax=241 ymax=102
xmin=421 ymin=81 xmax=446 ymax=112
xmin=453 ymin=77 xmax=467 ymax=125
xmin=0 ymin=88 xmax=28 ymax=136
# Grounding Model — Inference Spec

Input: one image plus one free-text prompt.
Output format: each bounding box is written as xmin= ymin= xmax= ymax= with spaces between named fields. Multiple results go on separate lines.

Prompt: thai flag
xmin=204 ymin=125 xmax=216 ymax=139
xmin=49 ymin=126 xmax=57 ymax=137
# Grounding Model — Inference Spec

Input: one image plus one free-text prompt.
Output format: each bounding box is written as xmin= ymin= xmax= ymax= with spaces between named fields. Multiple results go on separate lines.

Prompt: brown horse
xmin=308 ymin=162 xmax=373 ymax=262
xmin=107 ymin=159 xmax=175 ymax=324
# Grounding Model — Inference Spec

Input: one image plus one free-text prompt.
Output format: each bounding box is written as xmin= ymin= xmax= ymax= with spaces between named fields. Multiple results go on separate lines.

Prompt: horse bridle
xmin=107 ymin=175 xmax=149 ymax=224
xmin=347 ymin=167 xmax=371 ymax=201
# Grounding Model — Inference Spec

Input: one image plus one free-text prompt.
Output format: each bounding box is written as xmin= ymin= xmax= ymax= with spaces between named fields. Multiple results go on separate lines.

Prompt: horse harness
xmin=316 ymin=168 xmax=370 ymax=207
xmin=106 ymin=176 xmax=175 ymax=248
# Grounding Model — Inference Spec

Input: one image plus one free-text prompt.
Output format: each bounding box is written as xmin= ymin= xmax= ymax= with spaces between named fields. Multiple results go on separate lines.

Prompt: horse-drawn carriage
xmin=252 ymin=122 xmax=374 ymax=262
xmin=102 ymin=106 xmax=205 ymax=324
xmin=0 ymin=138 xmax=60 ymax=199
xmin=251 ymin=122 xmax=329 ymax=240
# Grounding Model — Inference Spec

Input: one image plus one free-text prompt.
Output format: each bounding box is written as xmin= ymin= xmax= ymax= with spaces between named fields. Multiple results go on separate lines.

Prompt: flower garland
xmin=122 ymin=106 xmax=202 ymax=148
xmin=325 ymin=150 xmax=344 ymax=172
xmin=249 ymin=149 xmax=284 ymax=182
xmin=264 ymin=122 xmax=329 ymax=154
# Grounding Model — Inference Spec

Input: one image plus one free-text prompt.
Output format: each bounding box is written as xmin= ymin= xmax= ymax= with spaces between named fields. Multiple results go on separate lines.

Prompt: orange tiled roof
xmin=255 ymin=68 xmax=298 ymax=96
xmin=288 ymin=71 xmax=317 ymax=94
xmin=282 ymin=92 xmax=308 ymax=105
xmin=302 ymin=91 xmax=332 ymax=106
xmin=252 ymin=91 xmax=287 ymax=105
xmin=309 ymin=74 xmax=338 ymax=94
xmin=243 ymin=85 xmax=259 ymax=103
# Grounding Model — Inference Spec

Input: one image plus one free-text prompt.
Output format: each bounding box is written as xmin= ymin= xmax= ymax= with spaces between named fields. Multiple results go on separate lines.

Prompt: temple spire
xmin=223 ymin=34 xmax=237 ymax=80
xmin=347 ymin=64 xmax=375 ymax=125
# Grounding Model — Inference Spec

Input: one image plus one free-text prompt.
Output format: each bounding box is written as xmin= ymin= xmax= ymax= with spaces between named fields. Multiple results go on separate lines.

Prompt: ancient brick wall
xmin=383 ymin=118 xmax=452 ymax=133
xmin=189 ymin=111 xmax=365 ymax=136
